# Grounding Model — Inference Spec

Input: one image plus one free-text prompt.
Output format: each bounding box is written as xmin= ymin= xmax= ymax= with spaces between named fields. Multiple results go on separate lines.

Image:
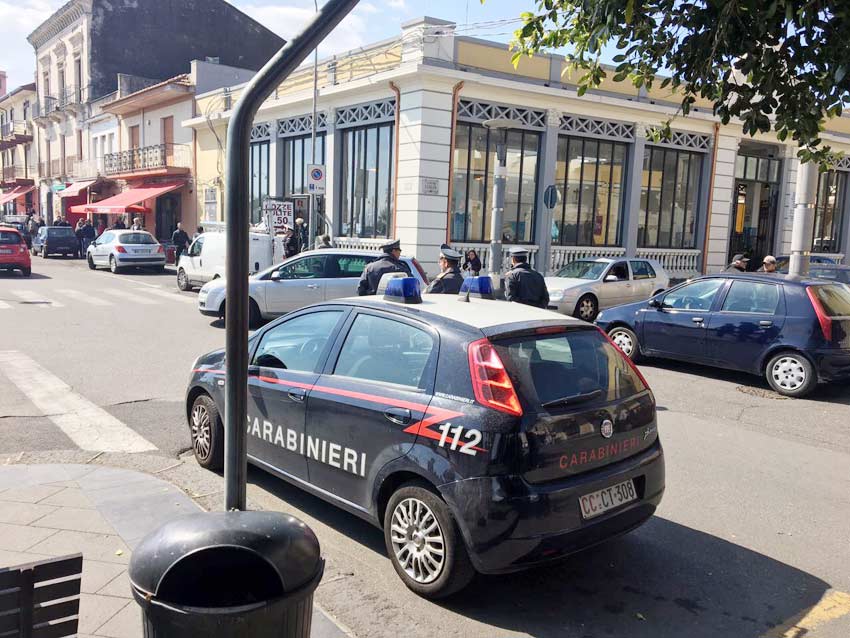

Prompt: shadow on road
xmin=247 ymin=466 xmax=829 ymax=637
xmin=0 ymin=271 xmax=51 ymax=280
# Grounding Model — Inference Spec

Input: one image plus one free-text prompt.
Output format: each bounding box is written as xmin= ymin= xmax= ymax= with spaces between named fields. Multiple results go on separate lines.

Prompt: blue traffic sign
xmin=543 ymin=184 xmax=559 ymax=209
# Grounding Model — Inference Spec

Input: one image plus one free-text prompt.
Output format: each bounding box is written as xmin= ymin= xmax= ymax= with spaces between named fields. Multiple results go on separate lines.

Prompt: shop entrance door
xmin=728 ymin=154 xmax=782 ymax=269
xmin=156 ymin=194 xmax=180 ymax=241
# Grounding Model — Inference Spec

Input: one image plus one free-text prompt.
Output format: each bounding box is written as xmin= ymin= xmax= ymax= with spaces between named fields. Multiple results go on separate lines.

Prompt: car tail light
xmin=806 ymin=287 xmax=833 ymax=341
xmin=411 ymin=258 xmax=429 ymax=284
xmin=19 ymin=245 xmax=26 ymax=254
xmin=597 ymin=327 xmax=653 ymax=392
xmin=115 ymin=245 xmax=127 ymax=253
xmin=156 ymin=245 xmax=164 ymax=253
xmin=468 ymin=338 xmax=522 ymax=416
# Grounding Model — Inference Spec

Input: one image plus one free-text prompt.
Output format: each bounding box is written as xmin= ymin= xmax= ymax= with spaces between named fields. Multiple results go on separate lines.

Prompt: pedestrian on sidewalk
xmin=193 ymin=226 xmax=204 ymax=240
xmin=462 ymin=249 xmax=482 ymax=277
xmin=171 ymin=222 xmax=191 ymax=263
xmin=315 ymin=234 xmax=332 ymax=249
xmin=74 ymin=219 xmax=85 ymax=258
xmin=758 ymin=255 xmax=778 ymax=273
xmin=112 ymin=216 xmax=126 ymax=230
xmin=80 ymin=219 xmax=95 ymax=255
xmin=131 ymin=217 xmax=144 ymax=231
xmin=283 ymin=227 xmax=299 ymax=259
xmin=724 ymin=254 xmax=750 ymax=272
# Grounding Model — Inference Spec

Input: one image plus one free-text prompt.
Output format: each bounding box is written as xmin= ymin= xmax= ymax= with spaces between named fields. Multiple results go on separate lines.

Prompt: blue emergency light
xmin=459 ymin=276 xmax=494 ymax=299
xmin=383 ymin=277 xmax=422 ymax=304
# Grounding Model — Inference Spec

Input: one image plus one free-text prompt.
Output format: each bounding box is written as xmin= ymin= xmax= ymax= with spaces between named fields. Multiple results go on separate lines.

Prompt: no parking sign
xmin=307 ymin=164 xmax=326 ymax=194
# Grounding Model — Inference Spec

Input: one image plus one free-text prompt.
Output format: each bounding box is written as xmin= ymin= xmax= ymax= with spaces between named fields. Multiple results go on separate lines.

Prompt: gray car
xmin=87 ymin=229 xmax=166 ymax=274
xmin=545 ymin=257 xmax=669 ymax=321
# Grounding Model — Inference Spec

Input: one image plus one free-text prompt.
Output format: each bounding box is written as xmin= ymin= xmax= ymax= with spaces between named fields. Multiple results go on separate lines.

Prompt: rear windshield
xmin=810 ymin=284 xmax=850 ymax=317
xmin=556 ymin=261 xmax=608 ymax=280
xmin=0 ymin=231 xmax=22 ymax=244
xmin=493 ymin=328 xmax=647 ymax=408
xmin=118 ymin=233 xmax=157 ymax=245
xmin=47 ymin=227 xmax=75 ymax=237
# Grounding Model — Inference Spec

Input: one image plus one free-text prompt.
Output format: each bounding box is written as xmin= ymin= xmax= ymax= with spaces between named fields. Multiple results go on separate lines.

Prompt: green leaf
xmin=625 ymin=0 xmax=635 ymax=24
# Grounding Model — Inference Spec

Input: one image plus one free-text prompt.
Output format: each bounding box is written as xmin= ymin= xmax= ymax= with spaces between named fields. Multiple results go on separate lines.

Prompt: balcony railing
xmin=58 ymin=85 xmax=88 ymax=109
xmin=103 ymin=143 xmax=191 ymax=176
xmin=550 ymin=246 xmax=627 ymax=273
xmin=0 ymin=120 xmax=31 ymax=140
xmin=32 ymin=97 xmax=61 ymax=122
xmin=634 ymin=248 xmax=702 ymax=280
xmin=1 ymin=164 xmax=36 ymax=182
xmin=70 ymin=157 xmax=104 ymax=180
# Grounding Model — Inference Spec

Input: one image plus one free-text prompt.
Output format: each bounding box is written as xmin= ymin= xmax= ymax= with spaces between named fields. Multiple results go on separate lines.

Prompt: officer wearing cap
xmin=425 ymin=244 xmax=464 ymax=294
xmin=358 ymin=238 xmax=412 ymax=295
xmin=504 ymin=246 xmax=549 ymax=308
xmin=724 ymin=253 xmax=750 ymax=273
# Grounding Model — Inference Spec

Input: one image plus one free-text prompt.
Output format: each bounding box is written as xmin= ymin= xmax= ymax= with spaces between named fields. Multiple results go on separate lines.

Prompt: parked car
xmin=186 ymin=280 xmax=663 ymax=597
xmin=0 ymin=227 xmax=32 ymax=277
xmin=596 ymin=273 xmax=850 ymax=397
xmin=0 ymin=219 xmax=31 ymax=248
xmin=546 ymin=258 xmax=669 ymax=321
xmin=86 ymin=230 xmax=166 ymax=274
xmin=32 ymin=226 xmax=79 ymax=258
xmin=177 ymin=231 xmax=274 ymax=291
xmin=198 ymin=249 xmax=429 ymax=328
xmin=775 ymin=255 xmax=837 ymax=272
xmin=808 ymin=264 xmax=850 ymax=284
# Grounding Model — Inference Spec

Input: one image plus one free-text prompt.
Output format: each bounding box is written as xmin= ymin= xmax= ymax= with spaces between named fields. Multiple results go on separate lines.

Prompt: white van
xmin=177 ymin=232 xmax=275 ymax=291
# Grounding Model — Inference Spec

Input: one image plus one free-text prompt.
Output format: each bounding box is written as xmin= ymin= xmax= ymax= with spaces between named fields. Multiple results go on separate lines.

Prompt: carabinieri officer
xmin=425 ymin=244 xmax=464 ymax=294
xmin=504 ymin=246 xmax=549 ymax=308
xmin=358 ymin=238 xmax=412 ymax=295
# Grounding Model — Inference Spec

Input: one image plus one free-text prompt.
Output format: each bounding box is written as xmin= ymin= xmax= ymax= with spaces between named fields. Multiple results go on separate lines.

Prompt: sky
xmin=0 ymin=0 xmax=534 ymax=91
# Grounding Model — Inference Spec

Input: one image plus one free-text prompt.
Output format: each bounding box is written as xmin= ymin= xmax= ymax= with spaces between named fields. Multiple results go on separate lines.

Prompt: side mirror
xmin=604 ymin=274 xmax=619 ymax=283
xmin=649 ymin=298 xmax=662 ymax=308
xmin=270 ymin=271 xmax=282 ymax=281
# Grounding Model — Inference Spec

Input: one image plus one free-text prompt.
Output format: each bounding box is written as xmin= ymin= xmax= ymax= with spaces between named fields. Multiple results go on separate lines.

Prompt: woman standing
xmin=462 ymin=249 xmax=482 ymax=276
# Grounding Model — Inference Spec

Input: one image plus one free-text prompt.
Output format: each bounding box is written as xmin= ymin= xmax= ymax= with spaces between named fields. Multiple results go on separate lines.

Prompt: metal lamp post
xmin=789 ymin=159 xmax=818 ymax=277
xmin=482 ymin=118 xmax=519 ymax=279
xmin=310 ymin=0 xmax=320 ymax=246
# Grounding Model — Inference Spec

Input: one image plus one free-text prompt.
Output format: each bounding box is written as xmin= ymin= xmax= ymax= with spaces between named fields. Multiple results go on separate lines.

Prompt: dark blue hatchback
xmin=596 ymin=273 xmax=850 ymax=397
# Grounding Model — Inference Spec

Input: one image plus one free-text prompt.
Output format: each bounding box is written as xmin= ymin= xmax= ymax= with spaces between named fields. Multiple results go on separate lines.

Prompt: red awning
xmin=70 ymin=181 xmax=184 ymax=214
xmin=57 ymin=180 xmax=97 ymax=199
xmin=0 ymin=185 xmax=36 ymax=206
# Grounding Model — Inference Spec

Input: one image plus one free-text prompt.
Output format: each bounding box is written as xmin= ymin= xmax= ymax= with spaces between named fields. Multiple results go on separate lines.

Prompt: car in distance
xmin=774 ymin=255 xmax=837 ymax=272
xmin=87 ymin=230 xmax=166 ymax=274
xmin=32 ymin=226 xmax=79 ymax=258
xmin=0 ymin=227 xmax=32 ymax=277
xmin=177 ymin=231 xmax=276 ymax=291
xmin=807 ymin=264 xmax=850 ymax=285
xmin=197 ymin=249 xmax=429 ymax=328
xmin=596 ymin=273 xmax=850 ymax=397
xmin=546 ymin=258 xmax=669 ymax=322
xmin=186 ymin=278 xmax=664 ymax=598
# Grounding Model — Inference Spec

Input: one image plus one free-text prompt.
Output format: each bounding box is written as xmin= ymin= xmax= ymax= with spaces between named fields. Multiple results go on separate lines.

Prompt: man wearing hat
xmin=504 ymin=246 xmax=549 ymax=308
xmin=725 ymin=254 xmax=750 ymax=272
xmin=358 ymin=239 xmax=412 ymax=295
xmin=758 ymin=255 xmax=778 ymax=273
xmin=425 ymin=244 xmax=464 ymax=294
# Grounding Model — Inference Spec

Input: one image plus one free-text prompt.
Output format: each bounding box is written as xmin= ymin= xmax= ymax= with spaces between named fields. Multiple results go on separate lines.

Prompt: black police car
xmin=185 ymin=277 xmax=665 ymax=598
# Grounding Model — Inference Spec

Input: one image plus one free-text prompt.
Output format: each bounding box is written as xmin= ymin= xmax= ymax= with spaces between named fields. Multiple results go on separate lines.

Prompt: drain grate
xmin=736 ymin=386 xmax=789 ymax=400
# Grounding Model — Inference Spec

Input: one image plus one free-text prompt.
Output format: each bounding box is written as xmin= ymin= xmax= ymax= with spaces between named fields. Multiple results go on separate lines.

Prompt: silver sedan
xmin=545 ymin=257 xmax=669 ymax=321
xmin=87 ymin=229 xmax=166 ymax=274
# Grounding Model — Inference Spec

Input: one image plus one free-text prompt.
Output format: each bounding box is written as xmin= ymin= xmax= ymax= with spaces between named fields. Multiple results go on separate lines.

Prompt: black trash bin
xmin=129 ymin=511 xmax=324 ymax=638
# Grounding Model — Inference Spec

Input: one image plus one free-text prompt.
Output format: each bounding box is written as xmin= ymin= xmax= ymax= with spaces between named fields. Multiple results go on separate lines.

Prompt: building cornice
xmin=27 ymin=0 xmax=92 ymax=51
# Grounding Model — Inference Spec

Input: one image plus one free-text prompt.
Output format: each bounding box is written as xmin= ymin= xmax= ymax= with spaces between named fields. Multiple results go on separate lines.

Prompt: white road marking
xmin=0 ymin=350 xmax=156 ymax=453
xmin=10 ymin=290 xmax=65 ymax=308
xmin=54 ymin=288 xmax=115 ymax=306
xmin=0 ymin=300 xmax=10 ymax=309
xmin=135 ymin=287 xmax=196 ymax=304
xmin=101 ymin=288 xmax=160 ymax=305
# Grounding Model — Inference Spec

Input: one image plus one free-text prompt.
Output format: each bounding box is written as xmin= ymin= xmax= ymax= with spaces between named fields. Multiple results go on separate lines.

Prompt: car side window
xmin=333 ymin=314 xmax=435 ymax=389
xmin=252 ymin=311 xmax=343 ymax=372
xmin=325 ymin=255 xmax=377 ymax=278
xmin=189 ymin=236 xmax=204 ymax=257
xmin=662 ymin=279 xmax=725 ymax=311
xmin=277 ymin=256 xmax=326 ymax=280
xmin=99 ymin=232 xmax=114 ymax=244
xmin=607 ymin=261 xmax=629 ymax=281
xmin=721 ymin=281 xmax=780 ymax=314
xmin=630 ymin=260 xmax=656 ymax=280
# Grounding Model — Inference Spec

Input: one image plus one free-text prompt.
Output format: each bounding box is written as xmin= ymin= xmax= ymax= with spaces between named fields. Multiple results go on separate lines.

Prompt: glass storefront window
xmin=639 ymin=146 xmax=702 ymax=249
xmin=450 ymin=122 xmax=540 ymax=243
xmin=282 ymin=134 xmax=325 ymax=195
xmin=340 ymin=123 xmax=393 ymax=238
xmin=813 ymin=170 xmax=848 ymax=253
xmin=249 ymin=141 xmax=270 ymax=225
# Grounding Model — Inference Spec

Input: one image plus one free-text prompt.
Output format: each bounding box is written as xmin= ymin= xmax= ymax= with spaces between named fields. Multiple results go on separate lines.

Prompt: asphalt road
xmin=2 ymin=256 xmax=849 ymax=637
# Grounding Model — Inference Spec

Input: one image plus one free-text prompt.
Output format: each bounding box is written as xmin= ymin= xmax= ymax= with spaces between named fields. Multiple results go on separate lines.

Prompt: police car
xmin=185 ymin=277 xmax=665 ymax=598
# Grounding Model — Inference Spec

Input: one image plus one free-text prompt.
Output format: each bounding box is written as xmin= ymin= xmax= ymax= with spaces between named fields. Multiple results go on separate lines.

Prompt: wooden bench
xmin=0 ymin=554 xmax=83 ymax=638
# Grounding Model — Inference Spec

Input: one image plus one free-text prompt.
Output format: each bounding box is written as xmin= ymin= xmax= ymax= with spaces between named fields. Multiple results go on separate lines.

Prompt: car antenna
xmin=459 ymin=288 xmax=471 ymax=303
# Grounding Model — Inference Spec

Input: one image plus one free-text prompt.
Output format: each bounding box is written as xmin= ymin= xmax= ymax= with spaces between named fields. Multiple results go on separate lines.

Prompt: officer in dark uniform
xmin=358 ymin=238 xmax=412 ymax=295
xmin=504 ymin=246 xmax=549 ymax=308
xmin=425 ymin=244 xmax=464 ymax=294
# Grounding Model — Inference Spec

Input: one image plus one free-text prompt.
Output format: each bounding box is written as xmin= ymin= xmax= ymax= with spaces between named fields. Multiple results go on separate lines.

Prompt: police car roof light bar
xmin=384 ymin=277 xmax=422 ymax=304
xmin=458 ymin=276 xmax=494 ymax=300
xmin=223 ymin=0 xmax=361 ymax=512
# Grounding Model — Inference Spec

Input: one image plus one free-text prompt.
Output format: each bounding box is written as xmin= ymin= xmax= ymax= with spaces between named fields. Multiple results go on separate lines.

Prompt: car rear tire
xmin=608 ymin=326 xmax=642 ymax=362
xmin=109 ymin=256 xmax=121 ymax=274
xmin=177 ymin=268 xmax=191 ymax=291
xmin=248 ymin=298 xmax=262 ymax=329
xmin=41 ymin=246 xmax=48 ymax=258
xmin=189 ymin=394 xmax=224 ymax=470
xmin=573 ymin=294 xmax=599 ymax=322
xmin=384 ymin=483 xmax=475 ymax=599
xmin=765 ymin=351 xmax=817 ymax=397
xmin=21 ymin=267 xmax=31 ymax=278
xmin=87 ymin=255 xmax=96 ymax=270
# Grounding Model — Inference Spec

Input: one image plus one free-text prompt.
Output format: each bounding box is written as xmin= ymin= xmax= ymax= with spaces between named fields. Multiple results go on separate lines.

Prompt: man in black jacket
xmin=425 ymin=244 xmax=464 ymax=294
xmin=504 ymin=246 xmax=549 ymax=308
xmin=171 ymin=222 xmax=191 ymax=264
xmin=358 ymin=239 xmax=412 ymax=295
xmin=283 ymin=228 xmax=299 ymax=258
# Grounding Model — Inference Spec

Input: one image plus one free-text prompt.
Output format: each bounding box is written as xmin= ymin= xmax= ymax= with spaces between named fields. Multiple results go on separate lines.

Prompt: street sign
xmin=543 ymin=184 xmax=559 ymax=209
xmin=262 ymin=198 xmax=294 ymax=233
xmin=307 ymin=164 xmax=326 ymax=194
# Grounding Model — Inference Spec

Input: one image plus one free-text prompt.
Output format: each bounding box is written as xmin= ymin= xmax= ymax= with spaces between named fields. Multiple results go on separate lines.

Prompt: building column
xmin=623 ymin=125 xmax=648 ymax=257
xmin=704 ymin=133 xmax=740 ymax=272
xmin=777 ymin=145 xmax=799 ymax=255
xmin=840 ymin=173 xmax=850 ymax=258
xmin=533 ymin=109 xmax=560 ymax=274
xmin=325 ymin=107 xmax=339 ymax=238
xmin=394 ymin=81 xmax=455 ymax=278
xmin=269 ymin=125 xmax=281 ymax=198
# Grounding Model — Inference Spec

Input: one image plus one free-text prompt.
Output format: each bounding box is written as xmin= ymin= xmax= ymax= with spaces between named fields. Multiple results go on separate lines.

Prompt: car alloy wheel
xmin=191 ymin=403 xmax=212 ymax=461
xmin=575 ymin=295 xmax=598 ymax=321
xmin=87 ymin=255 xmax=96 ymax=270
xmin=177 ymin=268 xmax=190 ymax=291
xmin=770 ymin=355 xmax=807 ymax=392
xmin=389 ymin=497 xmax=446 ymax=585
xmin=610 ymin=330 xmax=634 ymax=356
xmin=109 ymin=256 xmax=119 ymax=273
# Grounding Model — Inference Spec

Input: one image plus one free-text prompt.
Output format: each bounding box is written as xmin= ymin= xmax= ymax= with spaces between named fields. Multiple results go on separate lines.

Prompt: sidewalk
xmin=0 ymin=463 xmax=349 ymax=638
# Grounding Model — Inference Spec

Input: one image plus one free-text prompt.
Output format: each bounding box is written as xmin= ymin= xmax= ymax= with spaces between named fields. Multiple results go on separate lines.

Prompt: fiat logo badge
xmin=601 ymin=419 xmax=614 ymax=439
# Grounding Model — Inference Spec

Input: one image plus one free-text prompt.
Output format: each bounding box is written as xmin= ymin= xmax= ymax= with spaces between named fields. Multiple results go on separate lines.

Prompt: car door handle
xmin=287 ymin=388 xmax=307 ymax=402
xmin=384 ymin=408 xmax=412 ymax=425
xmin=306 ymin=284 xmax=319 ymax=289
xmin=691 ymin=317 xmax=704 ymax=324
xmin=247 ymin=365 xmax=260 ymax=377
xmin=759 ymin=320 xmax=773 ymax=327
